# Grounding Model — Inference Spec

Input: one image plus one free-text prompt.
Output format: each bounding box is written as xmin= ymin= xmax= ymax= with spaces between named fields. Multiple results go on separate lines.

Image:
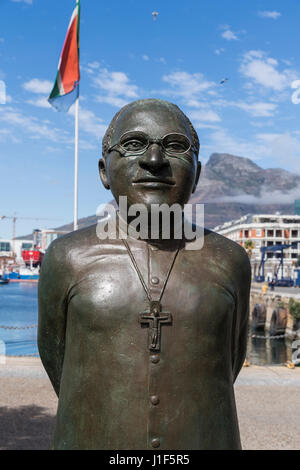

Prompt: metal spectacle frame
xmin=108 ymin=131 xmax=197 ymax=157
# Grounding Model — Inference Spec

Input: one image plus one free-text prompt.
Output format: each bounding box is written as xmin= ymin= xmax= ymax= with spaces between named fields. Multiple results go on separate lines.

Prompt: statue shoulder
xmin=204 ymin=228 xmax=251 ymax=273
xmin=43 ymin=224 xmax=99 ymax=270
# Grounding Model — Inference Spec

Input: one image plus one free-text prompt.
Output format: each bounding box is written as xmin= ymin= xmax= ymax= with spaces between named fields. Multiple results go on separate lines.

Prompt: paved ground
xmin=252 ymin=284 xmax=300 ymax=297
xmin=0 ymin=357 xmax=299 ymax=450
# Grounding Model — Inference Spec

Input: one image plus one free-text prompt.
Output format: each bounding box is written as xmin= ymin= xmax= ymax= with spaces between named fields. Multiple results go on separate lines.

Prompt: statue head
xmin=99 ymin=99 xmax=201 ymax=210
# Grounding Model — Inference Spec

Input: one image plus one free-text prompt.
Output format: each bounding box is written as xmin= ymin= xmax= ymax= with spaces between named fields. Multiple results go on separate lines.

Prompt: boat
xmin=6 ymin=267 xmax=39 ymax=283
xmin=0 ymin=276 xmax=9 ymax=285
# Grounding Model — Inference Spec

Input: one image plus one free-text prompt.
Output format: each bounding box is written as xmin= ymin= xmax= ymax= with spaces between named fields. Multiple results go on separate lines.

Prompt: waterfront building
xmin=214 ymin=214 xmax=300 ymax=280
xmin=36 ymin=229 xmax=70 ymax=251
xmin=0 ymin=239 xmax=34 ymax=265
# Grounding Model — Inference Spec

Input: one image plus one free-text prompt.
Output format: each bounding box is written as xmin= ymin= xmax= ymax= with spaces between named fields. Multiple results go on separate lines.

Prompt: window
xmin=267 ymin=230 xmax=274 ymax=237
xmin=256 ymin=229 xmax=262 ymax=237
xmin=21 ymin=243 xmax=33 ymax=250
xmin=276 ymin=230 xmax=282 ymax=237
xmin=292 ymin=230 xmax=298 ymax=238
xmin=0 ymin=242 xmax=11 ymax=252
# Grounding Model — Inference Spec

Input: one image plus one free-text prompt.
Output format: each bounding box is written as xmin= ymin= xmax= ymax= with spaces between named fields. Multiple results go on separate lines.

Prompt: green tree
xmin=289 ymin=298 xmax=300 ymax=319
xmin=244 ymin=240 xmax=255 ymax=258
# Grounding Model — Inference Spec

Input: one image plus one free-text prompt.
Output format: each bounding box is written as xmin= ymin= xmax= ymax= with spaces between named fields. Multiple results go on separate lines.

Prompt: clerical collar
xmin=116 ymin=210 xmax=185 ymax=250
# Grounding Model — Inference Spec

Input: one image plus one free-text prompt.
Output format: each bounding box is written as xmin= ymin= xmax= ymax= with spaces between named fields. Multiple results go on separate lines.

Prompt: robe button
xmin=151 ymin=277 xmax=159 ymax=285
xmin=151 ymin=438 xmax=160 ymax=448
xmin=150 ymin=395 xmax=160 ymax=405
xmin=151 ymin=355 xmax=160 ymax=364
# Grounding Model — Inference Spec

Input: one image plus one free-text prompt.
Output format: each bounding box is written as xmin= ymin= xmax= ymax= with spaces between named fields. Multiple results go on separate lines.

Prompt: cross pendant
xmin=139 ymin=300 xmax=172 ymax=352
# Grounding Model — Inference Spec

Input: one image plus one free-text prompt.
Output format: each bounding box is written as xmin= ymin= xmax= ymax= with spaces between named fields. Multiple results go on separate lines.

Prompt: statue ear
xmin=192 ymin=161 xmax=201 ymax=193
xmin=99 ymin=158 xmax=110 ymax=190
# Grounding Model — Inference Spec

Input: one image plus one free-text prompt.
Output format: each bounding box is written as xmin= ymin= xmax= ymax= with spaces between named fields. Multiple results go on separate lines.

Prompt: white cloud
xmin=160 ymin=71 xmax=220 ymax=126
xmin=0 ymin=128 xmax=19 ymax=143
xmin=0 ymin=106 xmax=71 ymax=143
xmin=162 ymin=71 xmax=215 ymax=101
xmin=93 ymin=69 xmax=138 ymax=97
xmin=96 ymin=95 xmax=129 ymax=108
xmin=23 ymin=78 xmax=52 ymax=94
xmin=215 ymin=48 xmax=225 ymax=55
xmin=240 ymin=50 xmax=296 ymax=91
xmin=11 ymin=0 xmax=32 ymax=4
xmin=87 ymin=61 xmax=100 ymax=70
xmin=26 ymin=97 xmax=51 ymax=108
xmin=232 ymin=101 xmax=277 ymax=117
xmin=219 ymin=187 xmax=300 ymax=205
xmin=258 ymin=11 xmax=281 ymax=20
xmin=212 ymin=98 xmax=277 ymax=118
xmin=0 ymin=99 xmax=106 ymax=149
xmin=203 ymin=127 xmax=272 ymax=164
xmin=142 ymin=55 xmax=149 ymax=61
xmin=256 ymin=132 xmax=300 ymax=170
xmin=0 ymin=38 xmax=4 ymax=43
xmin=69 ymin=106 xmax=107 ymax=138
xmin=189 ymin=109 xmax=221 ymax=123
xmin=90 ymin=68 xmax=139 ymax=107
xmin=221 ymin=29 xmax=238 ymax=41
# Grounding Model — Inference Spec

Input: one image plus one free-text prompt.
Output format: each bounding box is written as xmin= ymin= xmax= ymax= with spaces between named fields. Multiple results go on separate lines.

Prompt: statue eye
xmin=163 ymin=134 xmax=190 ymax=154
xmin=164 ymin=141 xmax=187 ymax=153
xmin=121 ymin=139 xmax=146 ymax=152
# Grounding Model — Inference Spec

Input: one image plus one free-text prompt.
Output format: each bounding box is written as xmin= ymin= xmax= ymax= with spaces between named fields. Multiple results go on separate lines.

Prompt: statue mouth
xmin=133 ymin=177 xmax=175 ymax=186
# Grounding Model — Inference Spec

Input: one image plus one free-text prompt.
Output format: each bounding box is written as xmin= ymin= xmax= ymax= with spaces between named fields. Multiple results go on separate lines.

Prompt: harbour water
xmin=0 ymin=283 xmax=38 ymax=356
xmin=0 ymin=283 xmax=294 ymax=363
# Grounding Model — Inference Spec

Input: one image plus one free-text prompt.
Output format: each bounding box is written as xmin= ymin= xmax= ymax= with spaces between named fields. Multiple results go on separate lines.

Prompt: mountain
xmin=189 ymin=153 xmax=300 ymax=227
xmin=18 ymin=153 xmax=300 ymax=238
xmin=191 ymin=153 xmax=300 ymax=201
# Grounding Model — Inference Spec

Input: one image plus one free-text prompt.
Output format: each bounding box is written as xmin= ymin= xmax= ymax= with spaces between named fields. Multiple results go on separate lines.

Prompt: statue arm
xmin=38 ymin=240 xmax=69 ymax=397
xmin=232 ymin=249 xmax=251 ymax=383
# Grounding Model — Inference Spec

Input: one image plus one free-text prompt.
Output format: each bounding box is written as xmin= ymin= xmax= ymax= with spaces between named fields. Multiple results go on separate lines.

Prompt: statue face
xmin=100 ymin=101 xmax=201 ymax=210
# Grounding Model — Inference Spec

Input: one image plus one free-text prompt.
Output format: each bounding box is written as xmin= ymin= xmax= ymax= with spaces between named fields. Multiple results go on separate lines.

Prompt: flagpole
xmin=74 ymin=96 xmax=79 ymax=231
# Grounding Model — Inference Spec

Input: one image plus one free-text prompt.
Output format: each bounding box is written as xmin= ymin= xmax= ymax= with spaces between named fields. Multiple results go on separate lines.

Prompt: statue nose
xmin=138 ymin=143 xmax=169 ymax=171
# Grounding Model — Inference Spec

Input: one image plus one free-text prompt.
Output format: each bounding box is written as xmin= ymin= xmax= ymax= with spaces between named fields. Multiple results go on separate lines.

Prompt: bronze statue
xmin=38 ymin=99 xmax=251 ymax=450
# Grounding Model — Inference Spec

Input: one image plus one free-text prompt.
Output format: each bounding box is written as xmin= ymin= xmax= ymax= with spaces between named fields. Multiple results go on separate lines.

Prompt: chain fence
xmin=250 ymin=328 xmax=300 ymax=340
xmin=0 ymin=324 xmax=38 ymax=330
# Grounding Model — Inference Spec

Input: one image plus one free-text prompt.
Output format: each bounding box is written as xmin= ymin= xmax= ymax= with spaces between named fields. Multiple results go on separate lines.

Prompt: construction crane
xmin=255 ymin=242 xmax=300 ymax=286
xmin=0 ymin=215 xmax=61 ymax=255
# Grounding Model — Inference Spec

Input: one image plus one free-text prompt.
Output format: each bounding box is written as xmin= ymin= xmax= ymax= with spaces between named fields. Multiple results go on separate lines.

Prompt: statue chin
xmin=111 ymin=187 xmax=192 ymax=213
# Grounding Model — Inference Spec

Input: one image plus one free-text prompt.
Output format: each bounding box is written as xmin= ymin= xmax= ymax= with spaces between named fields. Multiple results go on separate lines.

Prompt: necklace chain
xmin=122 ymin=239 xmax=180 ymax=304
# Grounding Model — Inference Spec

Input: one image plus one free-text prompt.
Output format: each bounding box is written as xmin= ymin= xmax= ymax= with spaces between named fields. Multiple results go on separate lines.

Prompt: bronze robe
xmin=38 ymin=221 xmax=251 ymax=450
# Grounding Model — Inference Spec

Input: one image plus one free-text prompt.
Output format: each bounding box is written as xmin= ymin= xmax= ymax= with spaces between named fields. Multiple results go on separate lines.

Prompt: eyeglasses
xmin=108 ymin=131 xmax=196 ymax=157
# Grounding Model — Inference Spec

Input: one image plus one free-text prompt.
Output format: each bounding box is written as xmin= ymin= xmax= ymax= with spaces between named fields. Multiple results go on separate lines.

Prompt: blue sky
xmin=1 ymin=0 xmax=300 ymax=238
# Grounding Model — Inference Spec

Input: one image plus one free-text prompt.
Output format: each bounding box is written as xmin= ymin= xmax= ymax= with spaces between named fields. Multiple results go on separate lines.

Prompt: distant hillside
xmin=18 ymin=153 xmax=299 ymax=238
xmin=189 ymin=152 xmax=299 ymax=227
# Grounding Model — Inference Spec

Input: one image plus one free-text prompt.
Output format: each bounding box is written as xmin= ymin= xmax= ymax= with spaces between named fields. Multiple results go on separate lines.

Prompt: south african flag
xmin=48 ymin=0 xmax=80 ymax=112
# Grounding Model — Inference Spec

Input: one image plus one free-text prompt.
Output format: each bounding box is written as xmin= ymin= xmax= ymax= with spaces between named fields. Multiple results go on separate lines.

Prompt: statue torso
xmin=41 ymin=224 xmax=250 ymax=450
